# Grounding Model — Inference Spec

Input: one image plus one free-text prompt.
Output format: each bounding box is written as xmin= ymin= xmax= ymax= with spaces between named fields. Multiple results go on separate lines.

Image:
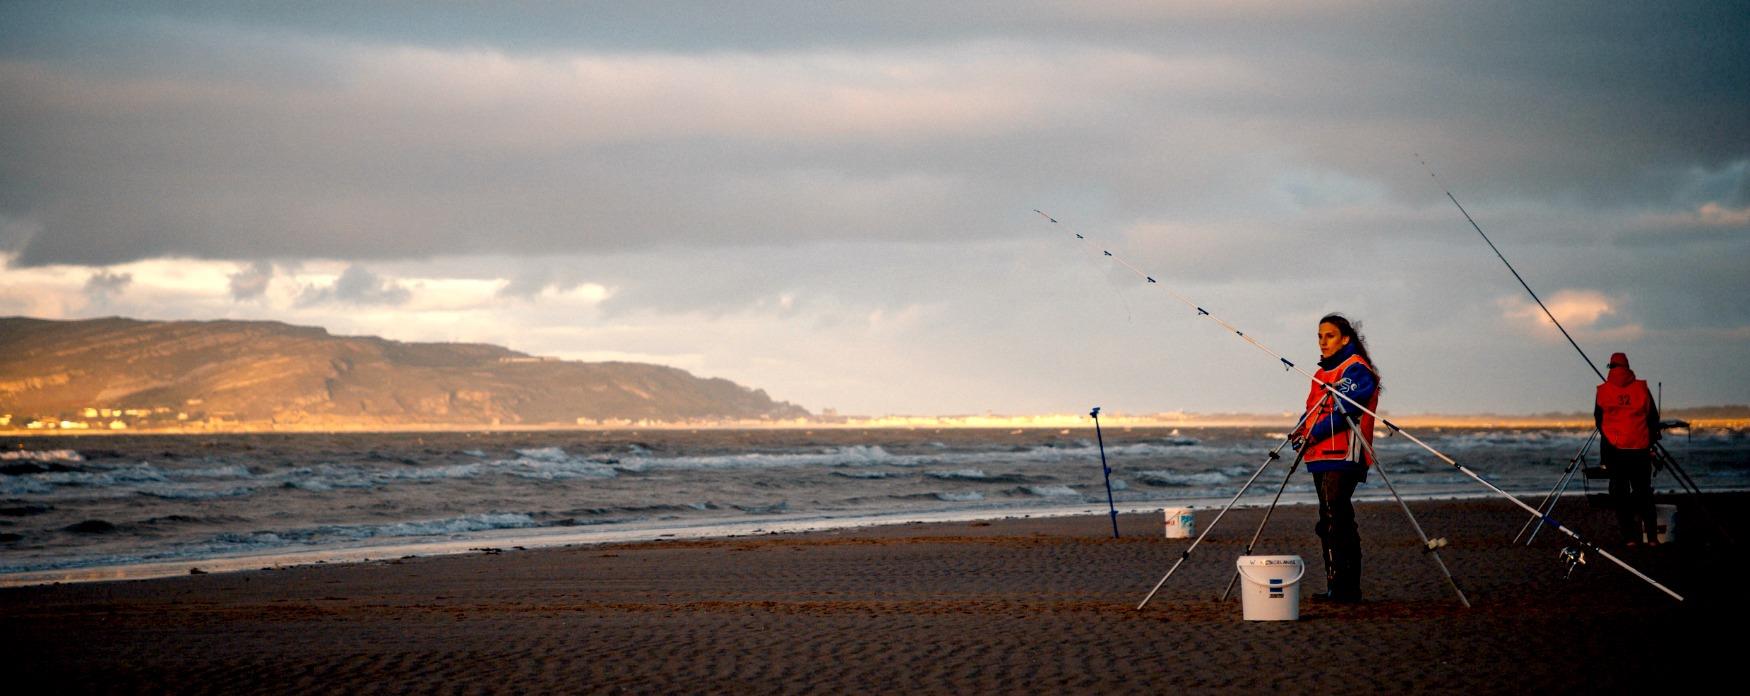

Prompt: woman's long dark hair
xmin=1320 ymin=313 xmax=1381 ymax=389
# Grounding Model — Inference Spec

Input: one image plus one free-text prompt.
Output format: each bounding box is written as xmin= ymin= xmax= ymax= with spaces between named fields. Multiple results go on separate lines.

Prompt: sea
xmin=4 ymin=426 xmax=1747 ymax=585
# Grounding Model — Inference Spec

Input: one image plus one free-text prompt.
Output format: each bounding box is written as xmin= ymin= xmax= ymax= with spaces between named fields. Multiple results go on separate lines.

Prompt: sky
xmin=2 ymin=2 xmax=1746 ymax=417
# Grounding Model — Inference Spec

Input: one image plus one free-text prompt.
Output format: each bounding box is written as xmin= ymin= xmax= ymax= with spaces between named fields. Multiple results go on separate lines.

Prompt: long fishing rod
xmin=1420 ymin=158 xmax=1728 ymax=544
xmin=1415 ymin=156 xmax=1604 ymax=383
xmin=1034 ymin=209 xmax=1684 ymax=602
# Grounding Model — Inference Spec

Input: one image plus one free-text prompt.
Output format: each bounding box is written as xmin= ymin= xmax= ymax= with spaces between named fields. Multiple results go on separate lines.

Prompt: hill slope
xmin=0 ymin=317 xmax=808 ymax=428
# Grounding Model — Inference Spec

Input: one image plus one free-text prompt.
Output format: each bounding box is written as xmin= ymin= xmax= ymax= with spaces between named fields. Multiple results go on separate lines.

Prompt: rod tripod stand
xmin=1515 ymin=428 xmax=1730 ymax=547
xmin=1137 ymin=394 xmax=1470 ymax=610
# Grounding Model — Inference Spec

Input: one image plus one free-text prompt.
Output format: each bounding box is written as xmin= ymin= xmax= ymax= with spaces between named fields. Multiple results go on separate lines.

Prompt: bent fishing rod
xmin=1033 ymin=209 xmax=1684 ymax=602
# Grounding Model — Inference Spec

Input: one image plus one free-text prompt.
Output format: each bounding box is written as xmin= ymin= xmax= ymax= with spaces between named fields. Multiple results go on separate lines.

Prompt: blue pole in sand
xmin=1091 ymin=407 xmax=1120 ymax=539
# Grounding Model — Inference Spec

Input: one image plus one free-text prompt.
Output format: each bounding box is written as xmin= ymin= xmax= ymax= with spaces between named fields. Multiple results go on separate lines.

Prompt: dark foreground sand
xmin=4 ymin=494 xmax=1745 ymax=694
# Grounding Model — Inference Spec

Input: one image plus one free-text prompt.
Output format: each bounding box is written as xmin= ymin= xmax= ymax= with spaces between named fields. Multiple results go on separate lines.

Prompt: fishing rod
xmin=1415 ymin=156 xmax=1604 ymax=383
xmin=1033 ymin=209 xmax=1684 ymax=602
xmin=1420 ymin=158 xmax=1728 ymax=544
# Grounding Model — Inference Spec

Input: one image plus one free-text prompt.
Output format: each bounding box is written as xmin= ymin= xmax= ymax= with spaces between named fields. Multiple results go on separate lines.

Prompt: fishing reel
xmin=1559 ymin=546 xmax=1588 ymax=578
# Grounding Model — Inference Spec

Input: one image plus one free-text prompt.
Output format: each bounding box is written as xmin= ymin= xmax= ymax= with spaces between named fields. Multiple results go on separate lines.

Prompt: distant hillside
xmin=0 ymin=317 xmax=809 ymax=430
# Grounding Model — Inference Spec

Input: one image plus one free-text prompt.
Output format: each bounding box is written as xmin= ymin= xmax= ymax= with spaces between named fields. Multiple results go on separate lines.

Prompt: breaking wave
xmin=1 ymin=449 xmax=85 ymax=462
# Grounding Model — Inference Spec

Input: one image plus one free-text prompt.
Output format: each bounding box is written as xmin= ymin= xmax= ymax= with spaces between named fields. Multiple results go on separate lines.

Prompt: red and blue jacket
xmin=1295 ymin=343 xmax=1379 ymax=474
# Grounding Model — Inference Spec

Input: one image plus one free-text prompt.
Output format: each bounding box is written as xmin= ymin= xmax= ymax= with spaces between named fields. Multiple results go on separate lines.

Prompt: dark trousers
xmin=1602 ymin=445 xmax=1656 ymax=543
xmin=1314 ymin=469 xmax=1364 ymax=598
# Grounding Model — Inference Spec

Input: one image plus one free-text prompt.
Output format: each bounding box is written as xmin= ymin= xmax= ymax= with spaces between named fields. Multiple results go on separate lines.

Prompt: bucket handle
xmin=1236 ymin=560 xmax=1306 ymax=587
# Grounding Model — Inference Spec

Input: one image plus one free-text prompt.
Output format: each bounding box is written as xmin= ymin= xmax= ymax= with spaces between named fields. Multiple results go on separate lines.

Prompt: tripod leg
xmin=1654 ymin=442 xmax=1735 ymax=545
xmin=1523 ymin=462 xmax=1580 ymax=546
xmin=1355 ymin=433 xmax=1472 ymax=608
xmin=1136 ymin=433 xmax=1301 ymax=610
xmin=1221 ymin=448 xmax=1307 ymax=601
xmin=1515 ymin=429 xmax=1597 ymax=544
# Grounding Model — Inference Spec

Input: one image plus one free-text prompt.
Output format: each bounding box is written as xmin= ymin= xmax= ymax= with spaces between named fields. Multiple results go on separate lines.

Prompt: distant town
xmin=4 ymin=401 xmax=211 ymax=431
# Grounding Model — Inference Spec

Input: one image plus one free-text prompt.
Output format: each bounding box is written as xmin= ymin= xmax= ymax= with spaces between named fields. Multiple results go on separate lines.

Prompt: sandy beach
xmin=3 ymin=493 xmax=1743 ymax=694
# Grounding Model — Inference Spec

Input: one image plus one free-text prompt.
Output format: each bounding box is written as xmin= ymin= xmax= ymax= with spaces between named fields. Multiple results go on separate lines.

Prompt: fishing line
xmin=1035 ymin=209 xmax=1684 ymax=602
xmin=1049 ymin=216 xmax=1136 ymax=323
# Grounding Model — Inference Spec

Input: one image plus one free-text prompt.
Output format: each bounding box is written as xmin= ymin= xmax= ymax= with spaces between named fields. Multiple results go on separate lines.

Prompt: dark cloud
xmin=82 ymin=270 xmax=132 ymax=300
xmin=227 ymin=260 xmax=274 ymax=300
xmin=0 ymin=2 xmax=1745 ymax=414
xmin=296 ymin=265 xmax=410 ymax=306
xmin=1 ymin=3 xmax=1744 ymax=267
xmin=0 ymin=214 xmax=38 ymax=257
xmin=495 ymin=267 xmax=592 ymax=299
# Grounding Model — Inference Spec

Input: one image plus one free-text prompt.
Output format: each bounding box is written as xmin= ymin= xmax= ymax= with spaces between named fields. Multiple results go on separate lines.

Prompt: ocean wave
xmin=64 ymin=519 xmax=119 ymax=534
xmin=512 ymin=447 xmax=570 ymax=462
xmin=503 ymin=438 xmax=1233 ymax=476
xmin=210 ymin=513 xmax=539 ymax=548
xmin=137 ymin=485 xmax=259 ymax=500
xmin=557 ymin=503 xmax=706 ymax=518
xmin=832 ymin=470 xmax=900 ymax=479
xmin=927 ymin=468 xmax=989 ymax=480
xmin=612 ymin=445 xmax=908 ymax=472
xmin=1017 ymin=485 xmax=1079 ymax=497
xmin=0 ymin=449 xmax=84 ymax=462
xmin=162 ymin=464 xmax=255 ymax=480
xmin=1434 ymin=431 xmax=1593 ymax=448
xmin=374 ymin=513 xmax=536 ymax=537
xmin=482 ymin=448 xmax=618 ymax=479
xmin=3 ymin=460 xmax=258 ymax=497
xmin=934 ymin=491 xmax=985 ymax=502
xmin=733 ymin=501 xmax=788 ymax=514
xmin=0 ymin=463 xmax=186 ymax=497
xmin=272 ymin=463 xmax=485 ymax=491
xmin=1135 ymin=470 xmax=1234 ymax=487
xmin=0 ymin=478 xmax=54 ymax=495
xmin=142 ymin=514 xmax=248 ymax=526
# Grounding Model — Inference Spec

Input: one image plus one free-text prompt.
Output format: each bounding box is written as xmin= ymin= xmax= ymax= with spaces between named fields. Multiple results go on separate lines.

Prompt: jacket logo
xmin=1332 ymin=377 xmax=1356 ymax=393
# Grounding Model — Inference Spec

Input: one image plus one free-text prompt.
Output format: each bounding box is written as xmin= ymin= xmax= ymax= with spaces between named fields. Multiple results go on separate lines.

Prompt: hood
xmin=1606 ymin=364 xmax=1637 ymax=387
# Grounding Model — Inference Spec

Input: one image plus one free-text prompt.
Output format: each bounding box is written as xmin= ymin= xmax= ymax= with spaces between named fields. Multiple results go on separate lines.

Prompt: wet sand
xmin=3 ymin=494 xmax=1743 ymax=694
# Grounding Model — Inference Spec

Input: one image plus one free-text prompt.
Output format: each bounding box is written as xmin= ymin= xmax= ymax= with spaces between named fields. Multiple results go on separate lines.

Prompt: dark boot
xmin=1312 ymin=469 xmax=1363 ymax=603
xmin=1311 ymin=545 xmax=1343 ymax=602
xmin=1334 ymin=545 xmax=1362 ymax=602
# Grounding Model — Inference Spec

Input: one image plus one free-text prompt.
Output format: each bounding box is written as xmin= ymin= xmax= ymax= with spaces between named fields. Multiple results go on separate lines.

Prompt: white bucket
xmin=1163 ymin=508 xmax=1195 ymax=539
xmin=1654 ymin=504 xmax=1677 ymax=544
xmin=1236 ymin=555 xmax=1305 ymax=621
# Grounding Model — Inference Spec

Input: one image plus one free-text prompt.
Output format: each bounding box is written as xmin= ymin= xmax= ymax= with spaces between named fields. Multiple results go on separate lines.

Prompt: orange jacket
xmin=1298 ymin=349 xmax=1378 ymax=469
xmin=1595 ymin=366 xmax=1657 ymax=450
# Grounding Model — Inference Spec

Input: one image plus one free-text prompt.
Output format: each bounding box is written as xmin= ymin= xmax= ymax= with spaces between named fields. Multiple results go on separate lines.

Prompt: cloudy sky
xmin=3 ymin=2 xmax=1746 ymax=416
